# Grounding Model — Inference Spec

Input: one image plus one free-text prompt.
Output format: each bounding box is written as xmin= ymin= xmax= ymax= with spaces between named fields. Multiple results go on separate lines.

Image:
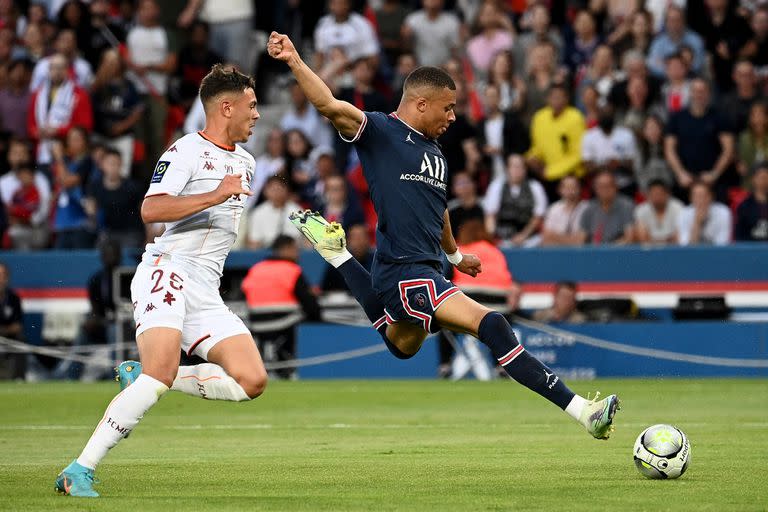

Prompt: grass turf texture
xmin=0 ymin=379 xmax=766 ymax=511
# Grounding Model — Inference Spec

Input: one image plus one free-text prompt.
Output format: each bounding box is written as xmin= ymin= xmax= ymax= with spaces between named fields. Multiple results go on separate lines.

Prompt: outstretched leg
xmin=436 ymin=293 xmax=620 ymax=439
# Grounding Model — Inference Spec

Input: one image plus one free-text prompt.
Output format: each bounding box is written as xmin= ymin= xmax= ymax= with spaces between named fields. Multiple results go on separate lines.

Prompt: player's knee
xmin=142 ymin=365 xmax=178 ymax=388
xmin=235 ymin=370 xmax=268 ymax=399
xmin=478 ymin=311 xmax=518 ymax=346
xmin=386 ymin=332 xmax=426 ymax=359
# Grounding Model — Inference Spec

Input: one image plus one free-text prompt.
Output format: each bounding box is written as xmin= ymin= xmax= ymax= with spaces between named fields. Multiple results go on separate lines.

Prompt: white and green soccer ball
xmin=633 ymin=424 xmax=691 ymax=479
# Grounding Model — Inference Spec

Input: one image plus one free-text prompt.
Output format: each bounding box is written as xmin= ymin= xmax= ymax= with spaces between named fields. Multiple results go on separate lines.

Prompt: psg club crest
xmin=414 ymin=293 xmax=427 ymax=308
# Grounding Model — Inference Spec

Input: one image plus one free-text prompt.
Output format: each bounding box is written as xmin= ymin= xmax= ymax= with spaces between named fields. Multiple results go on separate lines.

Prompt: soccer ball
xmin=633 ymin=424 xmax=691 ymax=479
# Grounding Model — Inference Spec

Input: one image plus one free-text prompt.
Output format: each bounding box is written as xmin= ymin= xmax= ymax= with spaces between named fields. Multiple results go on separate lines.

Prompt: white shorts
xmin=130 ymin=260 xmax=250 ymax=359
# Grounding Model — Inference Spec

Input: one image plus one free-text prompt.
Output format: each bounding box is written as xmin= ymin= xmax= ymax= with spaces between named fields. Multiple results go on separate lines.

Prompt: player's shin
xmin=77 ymin=374 xmax=169 ymax=470
xmin=171 ymin=363 xmax=250 ymax=401
xmin=477 ymin=312 xmax=579 ymax=412
xmin=336 ymin=258 xmax=391 ymax=333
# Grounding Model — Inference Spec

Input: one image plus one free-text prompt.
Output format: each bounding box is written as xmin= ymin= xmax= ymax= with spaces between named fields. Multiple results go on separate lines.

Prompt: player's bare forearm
xmin=142 ymin=174 xmax=250 ymax=223
xmin=141 ymin=191 xmax=223 ymax=223
xmin=441 ymin=210 xmax=458 ymax=254
xmin=267 ymin=32 xmax=363 ymax=138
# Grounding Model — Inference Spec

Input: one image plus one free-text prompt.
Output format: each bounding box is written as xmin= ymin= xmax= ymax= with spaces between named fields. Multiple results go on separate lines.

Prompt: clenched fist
xmin=267 ymin=31 xmax=298 ymax=63
xmin=216 ymin=173 xmax=252 ymax=202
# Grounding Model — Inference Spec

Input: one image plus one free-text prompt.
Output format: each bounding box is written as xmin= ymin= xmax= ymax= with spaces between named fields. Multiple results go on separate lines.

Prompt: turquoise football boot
xmin=288 ymin=210 xmax=347 ymax=260
xmin=55 ymin=460 xmax=99 ymax=497
xmin=115 ymin=360 xmax=142 ymax=391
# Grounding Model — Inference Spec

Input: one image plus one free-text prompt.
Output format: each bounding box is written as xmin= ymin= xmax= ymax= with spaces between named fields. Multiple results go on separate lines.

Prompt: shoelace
xmin=586 ymin=391 xmax=602 ymax=403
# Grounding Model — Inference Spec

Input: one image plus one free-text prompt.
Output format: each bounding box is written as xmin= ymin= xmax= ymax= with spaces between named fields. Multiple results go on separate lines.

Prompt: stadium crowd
xmin=0 ymin=0 xmax=767 ymax=255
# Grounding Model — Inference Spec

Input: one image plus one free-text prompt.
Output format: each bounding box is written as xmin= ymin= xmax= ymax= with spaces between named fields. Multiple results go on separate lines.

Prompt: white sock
xmin=565 ymin=394 xmax=588 ymax=423
xmin=171 ymin=363 xmax=250 ymax=401
xmin=327 ymin=249 xmax=353 ymax=268
xmin=77 ymin=374 xmax=168 ymax=470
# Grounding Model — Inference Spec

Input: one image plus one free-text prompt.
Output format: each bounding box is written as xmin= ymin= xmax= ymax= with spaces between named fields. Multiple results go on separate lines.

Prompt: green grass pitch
xmin=0 ymin=379 xmax=766 ymax=511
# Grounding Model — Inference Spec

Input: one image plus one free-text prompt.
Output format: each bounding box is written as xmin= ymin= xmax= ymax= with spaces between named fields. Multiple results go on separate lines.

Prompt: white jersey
xmin=143 ymin=132 xmax=255 ymax=282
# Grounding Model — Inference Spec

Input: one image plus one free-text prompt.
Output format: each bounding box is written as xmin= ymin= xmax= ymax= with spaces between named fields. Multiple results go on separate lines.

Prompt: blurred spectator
xmin=721 ymin=60 xmax=762 ymax=134
xmin=634 ymin=179 xmax=684 ymax=245
xmin=51 ymin=237 xmax=121 ymax=380
xmin=734 ymin=163 xmax=768 ymax=241
xmin=50 ymin=130 xmax=94 ymax=249
xmin=126 ymin=0 xmax=176 ymax=180
xmin=677 ymin=180 xmax=732 ymax=245
xmin=533 ymin=281 xmax=587 ymax=324
xmin=576 ymin=45 xmax=618 ymax=107
xmin=540 ymin=175 xmax=587 ymax=246
xmin=247 ymin=176 xmax=302 ymax=250
xmin=84 ymin=148 xmax=144 ymax=248
xmin=375 ymin=0 xmax=411 ymax=66
xmin=174 ymin=21 xmax=222 ymax=107
xmin=314 ymin=0 xmax=379 ymax=68
xmin=563 ymin=10 xmax=600 ymax=77
xmin=0 ymin=58 xmax=32 ymax=138
xmin=660 ymin=52 xmax=691 ymax=115
xmin=484 ymin=154 xmax=547 ymax=246
xmin=610 ymin=9 xmax=653 ymax=57
xmin=737 ymin=101 xmax=768 ymax=187
xmin=280 ymin=81 xmax=333 ymax=151
xmin=617 ymin=77 xmax=661 ymax=137
xmin=523 ymin=40 xmax=562 ymax=118
xmin=57 ymin=1 xmax=92 ymax=63
xmin=448 ymin=171 xmax=484 ymax=237
xmin=29 ymin=29 xmax=94 ymax=91
xmin=390 ymin=52 xmax=418 ymax=109
xmin=338 ymin=57 xmax=388 ymax=117
xmin=609 ymin=51 xmax=662 ymax=116
xmin=466 ymin=0 xmax=515 ymax=77
xmin=0 ymin=262 xmax=24 ymax=379
xmin=402 ymin=0 xmax=461 ymax=67
xmin=478 ymin=83 xmax=529 ymax=182
xmin=486 ymin=50 xmax=525 ymax=114
xmin=515 ymin=3 xmax=563 ymax=76
xmin=665 ymin=79 xmax=735 ymax=201
xmin=697 ymin=0 xmax=751 ymax=92
xmin=4 ymin=161 xmax=50 ymax=250
xmin=90 ymin=49 xmax=144 ymax=178
xmin=83 ymin=0 xmax=126 ymax=70
xmin=320 ymin=174 xmax=365 ymax=230
xmin=740 ymin=6 xmax=768 ymax=70
xmin=577 ymin=170 xmax=635 ymax=244
xmin=283 ymin=128 xmax=315 ymax=203
xmin=636 ymin=115 xmax=675 ymax=194
xmin=526 ymin=83 xmax=585 ymax=190
xmin=250 ymin=128 xmax=286 ymax=205
xmin=27 ymin=53 xmax=93 ymax=169
xmin=242 ymin=235 xmax=320 ymax=380
xmin=579 ymin=84 xmax=600 ymax=128
xmin=19 ymin=23 xmax=47 ymax=64
xmin=647 ymin=6 xmax=705 ymax=77
xmin=321 ymin=223 xmax=373 ymax=292
xmin=179 ymin=0 xmax=254 ymax=73
xmin=581 ymin=103 xmax=639 ymax=196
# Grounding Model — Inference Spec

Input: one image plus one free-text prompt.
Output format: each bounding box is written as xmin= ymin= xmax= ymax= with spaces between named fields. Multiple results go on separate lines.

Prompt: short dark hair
xmin=555 ymin=280 xmax=578 ymax=293
xmin=199 ymin=63 xmax=255 ymax=109
xmin=647 ymin=178 xmax=670 ymax=191
xmin=403 ymin=66 xmax=456 ymax=93
xmin=548 ymin=81 xmax=569 ymax=95
xmin=271 ymin=234 xmax=297 ymax=252
xmin=103 ymin=147 xmax=122 ymax=160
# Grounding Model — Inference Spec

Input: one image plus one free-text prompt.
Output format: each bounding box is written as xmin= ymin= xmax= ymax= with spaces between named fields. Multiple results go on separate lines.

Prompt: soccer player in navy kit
xmin=268 ymin=32 xmax=620 ymax=440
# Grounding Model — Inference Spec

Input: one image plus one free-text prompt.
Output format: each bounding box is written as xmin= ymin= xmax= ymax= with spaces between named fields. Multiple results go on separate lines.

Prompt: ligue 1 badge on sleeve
xmin=151 ymin=161 xmax=170 ymax=183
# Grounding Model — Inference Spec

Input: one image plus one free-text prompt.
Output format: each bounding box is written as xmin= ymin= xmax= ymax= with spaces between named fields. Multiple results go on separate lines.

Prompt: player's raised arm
xmin=267 ymin=31 xmax=364 ymax=139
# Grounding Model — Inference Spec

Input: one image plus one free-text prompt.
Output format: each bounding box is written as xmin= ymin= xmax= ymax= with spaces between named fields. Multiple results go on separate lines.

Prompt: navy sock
xmin=337 ymin=258 xmax=411 ymax=358
xmin=478 ymin=312 xmax=575 ymax=409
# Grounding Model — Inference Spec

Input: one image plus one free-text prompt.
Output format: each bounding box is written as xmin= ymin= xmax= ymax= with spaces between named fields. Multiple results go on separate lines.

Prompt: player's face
xmin=423 ymin=87 xmax=456 ymax=138
xmin=229 ymin=87 xmax=259 ymax=143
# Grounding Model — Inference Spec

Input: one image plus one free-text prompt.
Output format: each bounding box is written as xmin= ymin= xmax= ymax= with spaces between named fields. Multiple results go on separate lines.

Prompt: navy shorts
xmin=371 ymin=258 xmax=461 ymax=334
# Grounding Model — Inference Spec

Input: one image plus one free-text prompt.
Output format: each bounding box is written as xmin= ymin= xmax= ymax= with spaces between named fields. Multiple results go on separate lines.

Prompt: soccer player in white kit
xmin=55 ymin=65 xmax=267 ymax=497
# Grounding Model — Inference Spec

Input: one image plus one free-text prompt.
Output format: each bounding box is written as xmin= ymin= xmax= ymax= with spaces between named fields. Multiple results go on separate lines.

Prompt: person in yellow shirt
xmin=526 ymin=83 xmax=586 ymax=192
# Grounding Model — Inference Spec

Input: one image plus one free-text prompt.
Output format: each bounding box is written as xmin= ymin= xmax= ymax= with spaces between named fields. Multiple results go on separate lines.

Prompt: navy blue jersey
xmin=345 ymin=112 xmax=448 ymax=264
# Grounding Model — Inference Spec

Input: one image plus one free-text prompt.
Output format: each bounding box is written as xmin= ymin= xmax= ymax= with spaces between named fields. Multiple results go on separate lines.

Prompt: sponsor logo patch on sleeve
xmin=151 ymin=161 xmax=170 ymax=183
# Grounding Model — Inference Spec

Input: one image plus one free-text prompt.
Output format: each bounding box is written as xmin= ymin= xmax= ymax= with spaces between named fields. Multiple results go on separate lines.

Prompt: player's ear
xmin=221 ymin=100 xmax=233 ymax=118
xmin=416 ymin=97 xmax=427 ymax=113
